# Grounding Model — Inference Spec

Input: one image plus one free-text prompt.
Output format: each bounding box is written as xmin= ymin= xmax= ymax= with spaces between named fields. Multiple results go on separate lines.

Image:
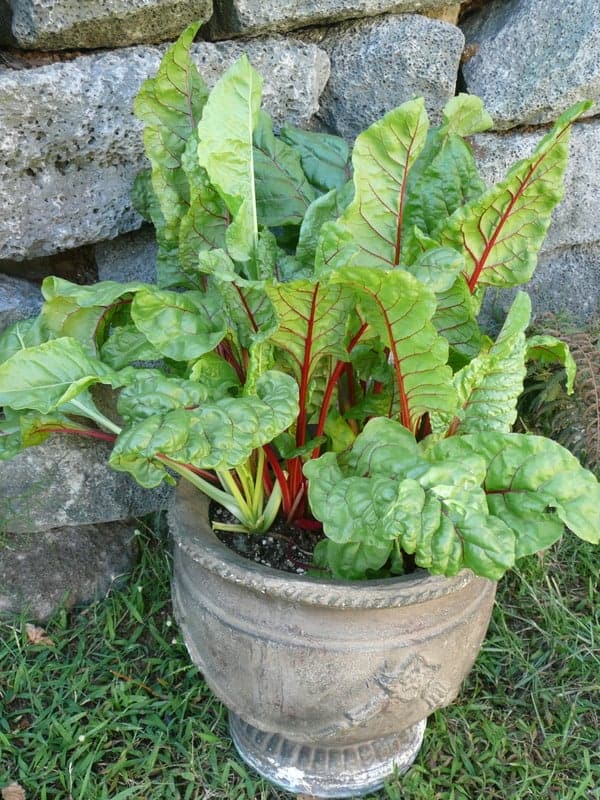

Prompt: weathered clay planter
xmin=170 ymin=482 xmax=496 ymax=798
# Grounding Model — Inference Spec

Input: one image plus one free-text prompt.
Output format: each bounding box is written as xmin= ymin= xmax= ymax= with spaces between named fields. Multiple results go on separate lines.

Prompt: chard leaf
xmin=188 ymin=352 xmax=240 ymax=397
xmin=441 ymin=94 xmax=495 ymax=138
xmin=0 ymin=415 xmax=23 ymax=461
xmin=317 ymin=539 xmax=393 ymax=580
xmin=304 ymin=418 xmax=516 ymax=580
xmin=407 ymin=233 xmax=465 ymax=293
xmin=279 ymin=125 xmax=350 ymax=192
xmin=100 ymin=325 xmax=163 ymax=369
xmin=110 ymin=370 xmax=298 ymax=484
xmin=197 ymin=55 xmax=262 ymax=265
xmin=220 ymin=280 xmax=277 ymax=348
xmin=116 ymin=371 xmax=215 ymax=422
xmin=265 ymin=280 xmax=354 ymax=385
xmin=0 ymin=338 xmax=117 ymax=414
xmin=133 ymin=22 xmax=207 ymax=287
xmin=432 ymin=275 xmax=483 ymax=359
xmin=526 ymin=334 xmax=576 ymax=394
xmin=431 ymin=433 xmax=600 ymax=553
xmin=401 ymin=96 xmax=491 ymax=264
xmin=0 ymin=316 xmax=49 ymax=364
xmin=439 ymin=101 xmax=592 ymax=292
xmin=18 ymin=411 xmax=89 ymax=448
xmin=40 ymin=278 xmax=146 ymax=355
xmin=331 ymin=267 xmax=457 ymax=432
xmin=295 ymin=182 xmax=353 ymax=270
xmin=436 ymin=291 xmax=531 ymax=435
xmin=179 ymin=132 xmax=229 ymax=276
xmin=41 ymin=277 xmax=147 ymax=306
xmin=131 ymin=168 xmax=159 ymax=223
xmin=130 ymin=287 xmax=227 ymax=361
xmin=253 ymin=110 xmax=316 ymax=227
xmin=317 ymin=98 xmax=429 ymax=272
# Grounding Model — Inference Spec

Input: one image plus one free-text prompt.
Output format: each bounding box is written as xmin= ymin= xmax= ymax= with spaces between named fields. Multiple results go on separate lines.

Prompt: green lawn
xmin=1 ymin=518 xmax=598 ymax=799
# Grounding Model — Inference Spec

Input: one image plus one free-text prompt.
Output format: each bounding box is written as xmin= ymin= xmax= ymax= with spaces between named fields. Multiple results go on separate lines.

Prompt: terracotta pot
xmin=170 ymin=482 xmax=496 ymax=798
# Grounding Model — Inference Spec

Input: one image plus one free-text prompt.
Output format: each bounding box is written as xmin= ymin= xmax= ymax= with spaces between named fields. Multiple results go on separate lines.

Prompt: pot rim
xmin=169 ymin=480 xmax=487 ymax=609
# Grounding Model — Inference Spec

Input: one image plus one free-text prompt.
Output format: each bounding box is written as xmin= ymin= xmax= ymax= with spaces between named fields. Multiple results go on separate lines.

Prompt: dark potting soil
xmin=210 ymin=502 xmax=325 ymax=576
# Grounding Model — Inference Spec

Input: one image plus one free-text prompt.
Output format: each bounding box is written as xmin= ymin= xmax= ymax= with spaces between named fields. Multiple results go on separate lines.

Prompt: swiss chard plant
xmin=0 ymin=23 xmax=598 ymax=582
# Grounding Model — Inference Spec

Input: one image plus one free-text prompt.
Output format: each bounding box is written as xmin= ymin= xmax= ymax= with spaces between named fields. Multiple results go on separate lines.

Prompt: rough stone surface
xmin=471 ymin=120 xmax=600 ymax=253
xmin=208 ymin=0 xmax=460 ymax=38
xmin=0 ymin=274 xmax=42 ymax=332
xmin=461 ymin=0 xmax=600 ymax=130
xmin=0 ymin=38 xmax=329 ymax=261
xmin=96 ymin=226 xmax=158 ymax=283
xmin=313 ymin=14 xmax=464 ymax=140
xmin=0 ymin=436 xmax=172 ymax=534
xmin=481 ymin=242 xmax=600 ymax=331
xmin=0 ymin=520 xmax=138 ymax=621
xmin=3 ymin=0 xmax=213 ymax=50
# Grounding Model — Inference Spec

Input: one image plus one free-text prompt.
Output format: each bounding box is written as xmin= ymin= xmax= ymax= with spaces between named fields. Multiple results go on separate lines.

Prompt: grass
xmin=1 ymin=519 xmax=598 ymax=800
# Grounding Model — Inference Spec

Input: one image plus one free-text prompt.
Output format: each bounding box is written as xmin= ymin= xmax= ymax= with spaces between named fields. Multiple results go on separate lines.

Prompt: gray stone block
xmin=471 ymin=119 xmax=600 ymax=253
xmin=481 ymin=242 xmax=600 ymax=332
xmin=461 ymin=0 xmax=600 ymax=130
xmin=0 ymin=520 xmax=138 ymax=621
xmin=0 ymin=274 xmax=42 ymax=332
xmin=0 ymin=38 xmax=329 ymax=261
xmin=2 ymin=0 xmax=212 ymax=50
xmin=314 ymin=14 xmax=464 ymax=141
xmin=208 ymin=0 xmax=460 ymax=38
xmin=96 ymin=226 xmax=158 ymax=284
xmin=0 ymin=435 xmax=172 ymax=534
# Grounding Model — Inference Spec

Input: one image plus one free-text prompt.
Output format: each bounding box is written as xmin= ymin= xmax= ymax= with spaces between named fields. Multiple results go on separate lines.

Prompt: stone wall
xmin=1 ymin=0 xmax=599 ymax=617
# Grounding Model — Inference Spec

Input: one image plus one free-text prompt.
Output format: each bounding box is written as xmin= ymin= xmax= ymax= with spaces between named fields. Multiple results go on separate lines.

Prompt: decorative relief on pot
xmin=315 ymin=654 xmax=451 ymax=739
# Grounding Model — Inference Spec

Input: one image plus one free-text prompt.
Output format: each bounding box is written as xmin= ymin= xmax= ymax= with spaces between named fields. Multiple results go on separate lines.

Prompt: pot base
xmin=229 ymin=712 xmax=426 ymax=798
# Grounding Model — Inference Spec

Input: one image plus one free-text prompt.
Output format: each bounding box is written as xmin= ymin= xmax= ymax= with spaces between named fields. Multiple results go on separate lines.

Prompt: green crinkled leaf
xmin=439 ymin=101 xmax=592 ymax=292
xmin=266 ymin=279 xmax=354 ymax=385
xmin=343 ymin=416 xmax=421 ymax=476
xmin=41 ymin=277 xmax=147 ymax=306
xmin=0 ymin=316 xmax=49 ymax=365
xmin=295 ymin=183 xmax=353 ymax=271
xmin=253 ymin=110 xmax=316 ymax=227
xmin=407 ymin=232 xmax=465 ymax=293
xmin=18 ymin=411 xmax=88 ymax=448
xmin=441 ymin=94 xmax=494 ymax=138
xmin=100 ymin=325 xmax=163 ymax=369
xmin=219 ymin=279 xmax=278 ymax=349
xmin=331 ymin=267 xmax=457 ymax=432
xmin=526 ymin=334 xmax=576 ymax=394
xmin=279 ymin=125 xmax=350 ymax=193
xmin=197 ymin=55 xmax=261 ymax=265
xmin=316 ymin=538 xmax=393 ymax=581
xmin=133 ymin=22 xmax=207 ymax=287
xmin=317 ymin=98 xmax=429 ymax=273
xmin=110 ymin=370 xmax=299 ymax=484
xmin=116 ymin=371 xmax=214 ymax=422
xmin=0 ymin=337 xmax=117 ymax=414
xmin=178 ymin=132 xmax=229 ymax=276
xmin=40 ymin=278 xmax=147 ymax=355
xmin=431 ymin=432 xmax=600 ymax=552
xmin=401 ymin=97 xmax=490 ymax=264
xmin=188 ymin=352 xmax=240 ymax=397
xmin=432 ymin=275 xmax=484 ymax=360
xmin=304 ymin=418 xmax=516 ymax=580
xmin=131 ymin=168 xmax=160 ymax=223
xmin=130 ymin=287 xmax=227 ymax=361
xmin=435 ymin=291 xmax=531 ymax=435
xmin=0 ymin=416 xmax=23 ymax=461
